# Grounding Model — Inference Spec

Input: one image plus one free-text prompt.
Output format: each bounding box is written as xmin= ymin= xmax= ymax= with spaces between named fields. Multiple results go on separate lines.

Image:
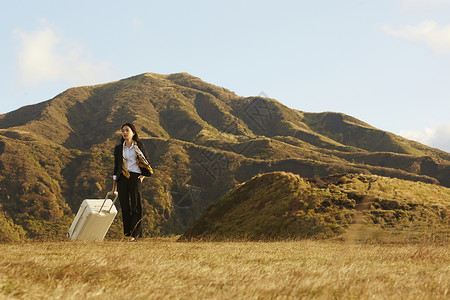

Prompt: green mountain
xmin=0 ymin=72 xmax=448 ymax=240
xmin=180 ymin=171 xmax=450 ymax=242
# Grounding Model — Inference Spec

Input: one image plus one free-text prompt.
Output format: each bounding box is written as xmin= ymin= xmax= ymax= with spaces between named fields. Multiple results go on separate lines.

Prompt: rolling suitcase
xmin=68 ymin=192 xmax=118 ymax=241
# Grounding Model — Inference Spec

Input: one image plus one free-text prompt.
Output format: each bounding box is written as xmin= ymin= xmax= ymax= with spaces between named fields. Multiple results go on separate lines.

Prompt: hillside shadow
xmin=61 ymin=154 xmax=90 ymax=211
xmin=62 ymin=88 xmax=135 ymax=150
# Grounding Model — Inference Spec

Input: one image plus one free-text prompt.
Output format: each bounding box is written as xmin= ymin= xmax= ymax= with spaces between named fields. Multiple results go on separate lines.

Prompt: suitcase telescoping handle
xmin=99 ymin=192 xmax=119 ymax=214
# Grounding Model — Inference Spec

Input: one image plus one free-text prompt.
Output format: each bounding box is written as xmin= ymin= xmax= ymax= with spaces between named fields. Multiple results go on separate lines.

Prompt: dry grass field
xmin=0 ymin=238 xmax=448 ymax=299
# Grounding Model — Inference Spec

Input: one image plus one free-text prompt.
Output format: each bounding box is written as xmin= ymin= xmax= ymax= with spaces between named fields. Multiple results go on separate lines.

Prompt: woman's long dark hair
xmin=120 ymin=123 xmax=140 ymax=143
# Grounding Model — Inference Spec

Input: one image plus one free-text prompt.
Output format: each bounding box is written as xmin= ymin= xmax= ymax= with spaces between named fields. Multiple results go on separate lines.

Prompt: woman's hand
xmin=139 ymin=175 xmax=145 ymax=182
xmin=112 ymin=180 xmax=118 ymax=196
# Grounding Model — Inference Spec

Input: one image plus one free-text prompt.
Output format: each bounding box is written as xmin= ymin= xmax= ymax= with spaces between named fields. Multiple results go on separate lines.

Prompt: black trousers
xmin=117 ymin=172 xmax=143 ymax=238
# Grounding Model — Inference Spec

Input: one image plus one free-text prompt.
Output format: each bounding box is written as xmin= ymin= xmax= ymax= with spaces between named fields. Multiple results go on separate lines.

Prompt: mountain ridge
xmin=0 ymin=72 xmax=448 ymax=240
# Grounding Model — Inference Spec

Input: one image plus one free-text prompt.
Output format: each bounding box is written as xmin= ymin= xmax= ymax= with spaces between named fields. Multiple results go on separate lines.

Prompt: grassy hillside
xmin=0 ymin=72 xmax=448 ymax=240
xmin=0 ymin=239 xmax=448 ymax=299
xmin=182 ymin=172 xmax=449 ymax=242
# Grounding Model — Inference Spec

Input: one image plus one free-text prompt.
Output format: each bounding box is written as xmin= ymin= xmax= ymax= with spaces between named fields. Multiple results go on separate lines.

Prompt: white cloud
xmin=14 ymin=20 xmax=114 ymax=88
xmin=401 ymin=0 xmax=450 ymax=9
xmin=399 ymin=122 xmax=450 ymax=153
xmin=383 ymin=20 xmax=450 ymax=54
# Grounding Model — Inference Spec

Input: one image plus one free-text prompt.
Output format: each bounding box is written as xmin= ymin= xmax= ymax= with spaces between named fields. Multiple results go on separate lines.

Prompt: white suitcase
xmin=68 ymin=192 xmax=118 ymax=241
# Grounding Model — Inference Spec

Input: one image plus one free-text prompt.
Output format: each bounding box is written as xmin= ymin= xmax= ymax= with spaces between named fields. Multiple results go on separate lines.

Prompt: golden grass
xmin=0 ymin=238 xmax=448 ymax=299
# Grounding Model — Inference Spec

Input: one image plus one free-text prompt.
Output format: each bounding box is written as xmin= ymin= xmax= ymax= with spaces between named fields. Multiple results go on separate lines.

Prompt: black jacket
xmin=113 ymin=140 xmax=152 ymax=180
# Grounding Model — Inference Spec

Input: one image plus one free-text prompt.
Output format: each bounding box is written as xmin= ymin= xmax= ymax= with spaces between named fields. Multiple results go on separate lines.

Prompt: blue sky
xmin=2 ymin=0 xmax=450 ymax=152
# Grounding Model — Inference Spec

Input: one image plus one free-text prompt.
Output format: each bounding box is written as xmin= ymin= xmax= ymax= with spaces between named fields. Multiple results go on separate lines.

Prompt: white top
xmin=123 ymin=141 xmax=142 ymax=175
xmin=113 ymin=141 xmax=141 ymax=181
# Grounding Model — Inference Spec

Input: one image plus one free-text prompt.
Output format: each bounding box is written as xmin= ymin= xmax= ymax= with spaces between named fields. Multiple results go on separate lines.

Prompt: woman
xmin=112 ymin=123 xmax=153 ymax=241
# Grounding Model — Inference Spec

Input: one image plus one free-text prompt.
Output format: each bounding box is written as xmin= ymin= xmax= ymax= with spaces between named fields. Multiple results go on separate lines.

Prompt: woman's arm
xmin=112 ymin=145 xmax=119 ymax=194
xmin=113 ymin=145 xmax=120 ymax=177
xmin=137 ymin=141 xmax=152 ymax=179
xmin=138 ymin=141 xmax=150 ymax=161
